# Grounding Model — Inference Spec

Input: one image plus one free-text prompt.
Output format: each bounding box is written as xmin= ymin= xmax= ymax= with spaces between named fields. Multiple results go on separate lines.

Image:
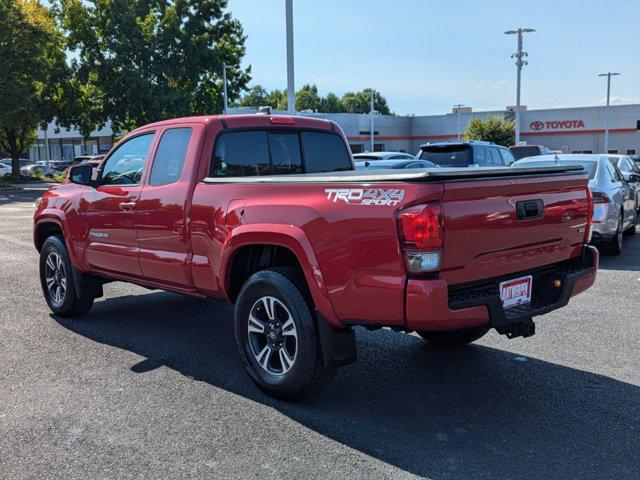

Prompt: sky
xmin=226 ymin=0 xmax=639 ymax=116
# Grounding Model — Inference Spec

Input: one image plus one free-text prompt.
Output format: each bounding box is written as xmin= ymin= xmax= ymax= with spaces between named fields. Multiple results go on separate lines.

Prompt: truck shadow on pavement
xmin=54 ymin=293 xmax=640 ymax=480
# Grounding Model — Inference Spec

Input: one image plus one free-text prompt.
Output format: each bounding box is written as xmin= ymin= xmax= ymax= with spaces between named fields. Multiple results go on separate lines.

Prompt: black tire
xmin=234 ymin=267 xmax=334 ymax=400
xmin=39 ymin=236 xmax=94 ymax=317
xmin=624 ymin=205 xmax=637 ymax=236
xmin=417 ymin=326 xmax=489 ymax=347
xmin=605 ymin=213 xmax=624 ymax=255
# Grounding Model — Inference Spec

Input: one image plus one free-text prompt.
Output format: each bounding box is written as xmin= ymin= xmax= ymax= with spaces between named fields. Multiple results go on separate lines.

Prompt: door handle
xmin=119 ymin=201 xmax=137 ymax=211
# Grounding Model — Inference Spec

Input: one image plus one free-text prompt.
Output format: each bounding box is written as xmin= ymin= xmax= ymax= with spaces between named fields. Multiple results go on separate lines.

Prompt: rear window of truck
xmin=211 ymin=130 xmax=352 ymax=177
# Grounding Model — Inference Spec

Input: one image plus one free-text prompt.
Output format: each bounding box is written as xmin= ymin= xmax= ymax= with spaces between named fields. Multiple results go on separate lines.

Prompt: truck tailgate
xmin=440 ymin=174 xmax=590 ymax=285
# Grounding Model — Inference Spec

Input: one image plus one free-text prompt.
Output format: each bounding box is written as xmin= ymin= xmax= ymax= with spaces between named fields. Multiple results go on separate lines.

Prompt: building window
xmin=608 ymin=149 xmax=619 ymax=154
xmin=350 ymin=144 xmax=363 ymax=154
xmin=627 ymin=149 xmax=636 ymax=155
xmin=373 ymin=143 xmax=385 ymax=152
xmin=637 ymin=120 xmax=640 ymax=130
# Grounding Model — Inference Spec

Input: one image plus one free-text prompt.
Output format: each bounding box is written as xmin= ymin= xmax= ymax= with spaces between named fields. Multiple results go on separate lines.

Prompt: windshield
xmin=514 ymin=160 xmax=598 ymax=179
xmin=510 ymin=146 xmax=541 ymax=160
xmin=417 ymin=145 xmax=472 ymax=167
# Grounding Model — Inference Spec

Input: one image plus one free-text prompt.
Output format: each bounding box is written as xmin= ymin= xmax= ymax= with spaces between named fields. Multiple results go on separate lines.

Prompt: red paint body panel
xmin=34 ymin=114 xmax=598 ymax=333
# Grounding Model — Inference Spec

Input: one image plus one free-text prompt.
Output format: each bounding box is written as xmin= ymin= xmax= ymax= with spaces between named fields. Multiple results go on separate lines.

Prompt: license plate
xmin=499 ymin=275 xmax=533 ymax=309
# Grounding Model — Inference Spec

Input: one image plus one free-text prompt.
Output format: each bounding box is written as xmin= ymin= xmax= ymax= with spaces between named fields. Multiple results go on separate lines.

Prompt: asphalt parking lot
xmin=0 ymin=187 xmax=638 ymax=480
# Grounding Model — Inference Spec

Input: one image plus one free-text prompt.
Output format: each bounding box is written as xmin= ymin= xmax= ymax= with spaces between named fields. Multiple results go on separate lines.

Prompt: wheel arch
xmin=34 ymin=214 xmax=81 ymax=268
xmin=221 ymin=224 xmax=340 ymax=327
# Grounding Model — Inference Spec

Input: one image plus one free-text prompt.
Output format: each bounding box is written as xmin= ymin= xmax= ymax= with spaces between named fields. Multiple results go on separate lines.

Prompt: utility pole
xmin=222 ymin=63 xmax=228 ymax=114
xmin=453 ymin=104 xmax=466 ymax=141
xmin=370 ymin=89 xmax=375 ymax=152
xmin=598 ymin=72 xmax=621 ymax=154
xmin=285 ymin=0 xmax=295 ymax=114
xmin=505 ymin=28 xmax=535 ymax=144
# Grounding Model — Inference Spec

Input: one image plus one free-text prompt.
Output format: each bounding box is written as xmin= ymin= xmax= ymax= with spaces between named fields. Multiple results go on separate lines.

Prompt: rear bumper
xmin=406 ymin=245 xmax=598 ymax=331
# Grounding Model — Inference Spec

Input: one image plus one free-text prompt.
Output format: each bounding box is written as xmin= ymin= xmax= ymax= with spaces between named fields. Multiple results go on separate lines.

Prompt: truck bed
xmin=203 ymin=165 xmax=585 ymax=184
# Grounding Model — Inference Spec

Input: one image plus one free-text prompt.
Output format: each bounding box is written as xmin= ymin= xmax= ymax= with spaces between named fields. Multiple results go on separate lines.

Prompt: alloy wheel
xmin=247 ymin=296 xmax=298 ymax=375
xmin=44 ymin=252 xmax=67 ymax=307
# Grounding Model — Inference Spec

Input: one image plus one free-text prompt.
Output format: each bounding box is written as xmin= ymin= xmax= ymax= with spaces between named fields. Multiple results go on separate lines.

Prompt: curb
xmin=0 ymin=185 xmax=24 ymax=193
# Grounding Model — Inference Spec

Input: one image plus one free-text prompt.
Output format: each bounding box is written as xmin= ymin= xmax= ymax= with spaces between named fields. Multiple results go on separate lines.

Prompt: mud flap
xmin=316 ymin=311 xmax=357 ymax=368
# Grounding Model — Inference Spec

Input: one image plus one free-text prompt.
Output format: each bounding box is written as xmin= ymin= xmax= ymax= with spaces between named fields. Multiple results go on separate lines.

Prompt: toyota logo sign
xmin=530 ymin=121 xmax=544 ymax=131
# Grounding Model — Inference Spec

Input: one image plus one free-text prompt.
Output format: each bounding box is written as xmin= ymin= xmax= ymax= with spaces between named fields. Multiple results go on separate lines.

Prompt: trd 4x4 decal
xmin=324 ymin=188 xmax=404 ymax=206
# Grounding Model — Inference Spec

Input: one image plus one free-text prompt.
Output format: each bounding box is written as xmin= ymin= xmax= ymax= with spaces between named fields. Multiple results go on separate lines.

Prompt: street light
xmin=222 ymin=63 xmax=228 ymax=114
xmin=370 ymin=89 xmax=376 ymax=152
xmin=453 ymin=104 xmax=466 ymax=140
xmin=285 ymin=0 xmax=295 ymax=114
xmin=598 ymin=72 xmax=621 ymax=154
xmin=505 ymin=28 xmax=535 ymax=144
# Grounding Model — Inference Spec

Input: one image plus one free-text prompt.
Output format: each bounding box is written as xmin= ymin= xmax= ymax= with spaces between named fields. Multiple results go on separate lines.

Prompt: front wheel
xmin=39 ymin=236 xmax=94 ymax=317
xmin=417 ymin=326 xmax=489 ymax=347
xmin=234 ymin=268 xmax=334 ymax=400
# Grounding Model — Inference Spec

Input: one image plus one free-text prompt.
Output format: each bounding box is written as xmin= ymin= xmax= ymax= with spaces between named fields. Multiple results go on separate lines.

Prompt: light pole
xmin=222 ymin=63 xmax=228 ymax=114
xmin=285 ymin=0 xmax=295 ymax=114
xmin=453 ymin=104 xmax=466 ymax=140
xmin=370 ymin=89 xmax=376 ymax=152
xmin=505 ymin=28 xmax=535 ymax=144
xmin=598 ymin=72 xmax=621 ymax=154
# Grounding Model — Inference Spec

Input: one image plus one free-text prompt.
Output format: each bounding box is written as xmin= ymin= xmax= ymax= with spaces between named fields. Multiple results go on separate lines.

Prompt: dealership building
xmin=29 ymin=103 xmax=640 ymax=161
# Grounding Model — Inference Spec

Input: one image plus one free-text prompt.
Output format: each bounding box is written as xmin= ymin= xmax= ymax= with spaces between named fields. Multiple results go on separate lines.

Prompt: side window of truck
xmin=100 ymin=133 xmax=154 ymax=186
xmin=149 ymin=128 xmax=192 ymax=186
xmin=212 ymin=131 xmax=270 ymax=177
xmin=300 ymin=132 xmax=352 ymax=173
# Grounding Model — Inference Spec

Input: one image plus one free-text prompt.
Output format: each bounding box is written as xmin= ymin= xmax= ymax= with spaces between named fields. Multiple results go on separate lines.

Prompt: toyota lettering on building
xmin=529 ymin=120 xmax=586 ymax=131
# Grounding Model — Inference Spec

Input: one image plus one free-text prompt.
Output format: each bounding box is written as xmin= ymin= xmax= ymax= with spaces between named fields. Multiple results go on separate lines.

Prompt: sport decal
xmin=324 ymin=188 xmax=404 ymax=206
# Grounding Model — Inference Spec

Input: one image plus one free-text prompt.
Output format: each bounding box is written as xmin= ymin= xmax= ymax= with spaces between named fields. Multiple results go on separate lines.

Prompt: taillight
xmin=584 ymin=187 xmax=593 ymax=243
xmin=396 ymin=202 xmax=443 ymax=273
xmin=591 ymin=191 xmax=611 ymax=204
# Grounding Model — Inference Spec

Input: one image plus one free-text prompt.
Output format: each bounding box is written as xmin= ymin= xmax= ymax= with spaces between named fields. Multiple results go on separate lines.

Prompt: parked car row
xmin=513 ymin=154 xmax=638 ymax=255
xmin=354 ymin=147 xmax=639 ymax=256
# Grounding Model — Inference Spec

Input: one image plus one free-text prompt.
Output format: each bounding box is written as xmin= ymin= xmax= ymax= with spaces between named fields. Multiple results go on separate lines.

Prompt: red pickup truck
xmin=34 ymin=114 xmax=598 ymax=399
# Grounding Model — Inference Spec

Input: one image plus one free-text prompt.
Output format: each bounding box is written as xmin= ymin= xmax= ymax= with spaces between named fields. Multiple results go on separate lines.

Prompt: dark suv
xmin=416 ymin=141 xmax=515 ymax=167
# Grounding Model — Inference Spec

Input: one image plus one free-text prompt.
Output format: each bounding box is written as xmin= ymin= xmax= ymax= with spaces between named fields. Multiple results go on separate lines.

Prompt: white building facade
xmin=30 ymin=104 xmax=640 ymax=161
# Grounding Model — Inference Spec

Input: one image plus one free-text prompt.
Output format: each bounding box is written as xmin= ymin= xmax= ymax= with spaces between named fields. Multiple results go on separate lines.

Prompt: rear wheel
xmin=605 ymin=213 xmax=624 ymax=255
xmin=417 ymin=326 xmax=489 ymax=347
xmin=39 ymin=236 xmax=94 ymax=317
xmin=234 ymin=268 xmax=334 ymax=400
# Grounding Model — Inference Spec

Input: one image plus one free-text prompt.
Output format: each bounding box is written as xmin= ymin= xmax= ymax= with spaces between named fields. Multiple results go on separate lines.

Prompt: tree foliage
xmin=463 ymin=116 xmax=515 ymax=147
xmin=236 ymin=85 xmax=391 ymax=115
xmin=56 ymin=0 xmax=251 ymax=132
xmin=0 ymin=0 xmax=68 ymax=177
xmin=341 ymin=88 xmax=391 ymax=115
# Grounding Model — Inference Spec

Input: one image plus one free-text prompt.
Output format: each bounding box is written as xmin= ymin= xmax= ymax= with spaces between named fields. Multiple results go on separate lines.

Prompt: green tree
xmin=463 ymin=116 xmax=515 ymax=147
xmin=236 ymin=85 xmax=268 ymax=108
xmin=341 ymin=88 xmax=391 ymax=115
xmin=265 ymin=90 xmax=288 ymax=110
xmin=295 ymin=84 xmax=320 ymax=112
xmin=320 ymin=92 xmax=343 ymax=113
xmin=56 ymin=0 xmax=251 ymax=132
xmin=0 ymin=0 xmax=68 ymax=177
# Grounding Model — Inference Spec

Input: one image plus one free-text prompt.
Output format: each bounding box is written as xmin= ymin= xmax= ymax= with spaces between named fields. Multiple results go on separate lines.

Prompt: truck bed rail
xmin=203 ymin=165 xmax=586 ymax=184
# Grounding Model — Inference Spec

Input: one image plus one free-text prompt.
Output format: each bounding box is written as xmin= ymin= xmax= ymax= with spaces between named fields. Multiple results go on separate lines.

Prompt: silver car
xmin=513 ymin=154 xmax=638 ymax=255
xmin=609 ymin=154 xmax=640 ymax=210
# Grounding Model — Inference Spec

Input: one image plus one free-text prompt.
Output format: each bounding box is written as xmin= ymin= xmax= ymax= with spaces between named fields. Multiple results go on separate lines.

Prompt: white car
xmin=0 ymin=163 xmax=11 ymax=176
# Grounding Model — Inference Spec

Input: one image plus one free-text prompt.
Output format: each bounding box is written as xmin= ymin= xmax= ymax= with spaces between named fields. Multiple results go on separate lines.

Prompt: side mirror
xmin=628 ymin=173 xmax=640 ymax=183
xmin=69 ymin=164 xmax=94 ymax=186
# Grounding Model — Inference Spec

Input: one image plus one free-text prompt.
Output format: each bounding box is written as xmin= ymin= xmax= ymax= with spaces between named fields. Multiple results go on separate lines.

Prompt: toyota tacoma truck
xmin=34 ymin=114 xmax=598 ymax=399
